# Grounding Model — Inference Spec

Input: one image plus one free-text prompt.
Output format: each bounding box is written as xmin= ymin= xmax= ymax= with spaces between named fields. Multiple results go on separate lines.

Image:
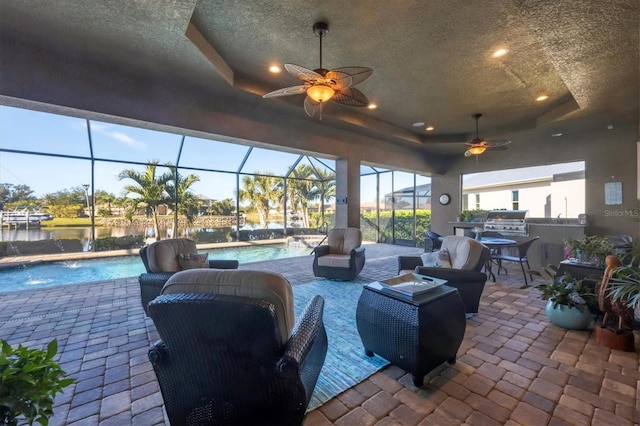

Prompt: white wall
xmin=464 ymin=179 xmax=585 ymax=218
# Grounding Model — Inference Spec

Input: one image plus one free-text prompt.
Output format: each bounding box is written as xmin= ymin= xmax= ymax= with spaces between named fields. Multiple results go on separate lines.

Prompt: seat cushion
xmin=328 ymin=228 xmax=362 ymax=255
xmin=317 ymin=254 xmax=351 ymax=268
xmin=147 ymin=238 xmax=198 ymax=273
xmin=441 ymin=236 xmax=483 ymax=270
xmin=161 ymin=269 xmax=295 ymax=342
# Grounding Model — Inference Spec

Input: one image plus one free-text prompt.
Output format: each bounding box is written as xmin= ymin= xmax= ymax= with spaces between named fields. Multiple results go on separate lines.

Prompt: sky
xmin=0 ymin=105 xmax=427 ymax=204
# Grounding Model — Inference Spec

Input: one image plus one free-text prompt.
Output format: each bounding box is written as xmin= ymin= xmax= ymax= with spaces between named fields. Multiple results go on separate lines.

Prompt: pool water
xmin=0 ymin=244 xmax=312 ymax=293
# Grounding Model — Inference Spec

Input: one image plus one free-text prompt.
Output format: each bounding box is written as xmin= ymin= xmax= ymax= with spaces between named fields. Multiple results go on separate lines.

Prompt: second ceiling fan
xmin=463 ymin=114 xmax=511 ymax=158
xmin=263 ymin=22 xmax=373 ymax=119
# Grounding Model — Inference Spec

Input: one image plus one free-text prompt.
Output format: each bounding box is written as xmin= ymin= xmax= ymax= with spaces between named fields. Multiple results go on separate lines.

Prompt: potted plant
xmin=564 ymin=235 xmax=614 ymax=266
xmin=532 ymin=265 xmax=596 ymax=330
xmin=0 ymin=339 xmax=75 ymax=426
xmin=591 ymin=255 xmax=639 ymax=351
xmin=609 ymin=234 xmax=640 ymax=267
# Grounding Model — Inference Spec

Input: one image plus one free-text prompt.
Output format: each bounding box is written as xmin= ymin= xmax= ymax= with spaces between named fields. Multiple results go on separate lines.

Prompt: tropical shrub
xmin=0 ymin=339 xmax=75 ymax=426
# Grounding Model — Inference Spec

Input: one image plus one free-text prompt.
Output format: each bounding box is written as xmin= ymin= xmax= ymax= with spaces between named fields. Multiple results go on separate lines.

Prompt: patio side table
xmin=355 ymin=282 xmax=466 ymax=386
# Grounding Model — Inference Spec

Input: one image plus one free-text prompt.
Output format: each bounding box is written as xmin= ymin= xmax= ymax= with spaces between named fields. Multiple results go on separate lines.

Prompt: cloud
xmin=90 ymin=124 xmax=146 ymax=150
xmin=110 ymin=131 xmax=145 ymax=149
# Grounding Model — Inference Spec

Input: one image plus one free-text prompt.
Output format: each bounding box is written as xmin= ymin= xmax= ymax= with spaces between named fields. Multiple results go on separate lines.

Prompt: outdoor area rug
xmin=292 ymin=279 xmax=389 ymax=411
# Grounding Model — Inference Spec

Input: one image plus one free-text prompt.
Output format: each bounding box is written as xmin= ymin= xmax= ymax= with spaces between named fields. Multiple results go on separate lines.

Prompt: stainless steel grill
xmin=484 ymin=210 xmax=529 ymax=236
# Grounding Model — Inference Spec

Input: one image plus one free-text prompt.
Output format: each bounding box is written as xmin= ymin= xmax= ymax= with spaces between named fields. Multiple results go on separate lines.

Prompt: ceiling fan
xmin=463 ymin=113 xmax=511 ymax=157
xmin=262 ymin=22 xmax=373 ymax=119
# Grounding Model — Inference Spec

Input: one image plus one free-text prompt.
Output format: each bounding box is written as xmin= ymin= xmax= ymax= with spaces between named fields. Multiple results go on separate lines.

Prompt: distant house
xmin=462 ymin=161 xmax=585 ymax=218
xmin=383 ymin=183 xmax=431 ymax=210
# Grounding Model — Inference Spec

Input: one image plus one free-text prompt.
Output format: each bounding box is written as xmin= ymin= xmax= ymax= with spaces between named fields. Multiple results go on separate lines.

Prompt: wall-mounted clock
xmin=438 ymin=193 xmax=451 ymax=205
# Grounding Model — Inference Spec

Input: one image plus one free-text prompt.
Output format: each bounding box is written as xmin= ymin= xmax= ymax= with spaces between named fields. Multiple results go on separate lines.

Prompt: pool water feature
xmin=0 ymin=244 xmax=312 ymax=293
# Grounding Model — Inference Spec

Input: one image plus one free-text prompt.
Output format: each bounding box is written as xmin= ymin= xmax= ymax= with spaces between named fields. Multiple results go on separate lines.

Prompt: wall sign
xmin=604 ymin=181 xmax=622 ymax=205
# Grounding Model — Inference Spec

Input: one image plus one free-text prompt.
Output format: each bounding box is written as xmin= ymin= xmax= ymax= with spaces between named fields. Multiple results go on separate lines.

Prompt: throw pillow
xmin=178 ymin=253 xmax=209 ymax=270
xmin=420 ymin=249 xmax=452 ymax=268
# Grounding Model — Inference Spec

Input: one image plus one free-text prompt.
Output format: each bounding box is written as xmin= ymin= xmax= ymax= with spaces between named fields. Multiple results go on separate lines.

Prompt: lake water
xmin=0 ymin=243 xmax=312 ymax=293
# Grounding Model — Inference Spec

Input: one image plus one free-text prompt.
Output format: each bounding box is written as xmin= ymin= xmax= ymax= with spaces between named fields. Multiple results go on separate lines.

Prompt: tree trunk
xmin=152 ymin=210 xmax=162 ymax=240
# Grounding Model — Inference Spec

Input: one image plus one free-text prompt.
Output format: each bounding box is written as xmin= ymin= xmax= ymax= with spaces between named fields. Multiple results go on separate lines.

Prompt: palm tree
xmin=94 ymin=190 xmax=116 ymax=216
xmin=238 ymin=173 xmax=278 ymax=228
xmin=165 ymin=166 xmax=201 ymax=238
xmin=118 ymin=161 xmax=171 ymax=240
xmin=287 ymin=165 xmax=315 ymax=228
xmin=311 ymin=168 xmax=336 ymax=228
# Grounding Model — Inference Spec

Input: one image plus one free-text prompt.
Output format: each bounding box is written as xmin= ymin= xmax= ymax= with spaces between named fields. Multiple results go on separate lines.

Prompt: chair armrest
xmin=208 ymin=259 xmax=239 ymax=269
xmin=139 ymin=272 xmax=176 ymax=287
xmin=398 ymin=256 xmax=423 ymax=274
xmin=351 ymin=246 xmax=366 ymax=257
xmin=278 ymin=295 xmax=326 ymax=377
xmin=416 ymin=267 xmax=487 ymax=283
xmin=313 ymin=245 xmax=330 ymax=257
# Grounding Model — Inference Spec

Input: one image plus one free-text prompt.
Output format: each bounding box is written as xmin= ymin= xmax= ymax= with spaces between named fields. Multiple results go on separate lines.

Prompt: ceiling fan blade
xmin=304 ymin=96 xmax=325 ymax=118
xmin=284 ymin=64 xmax=324 ymax=83
xmin=333 ymin=87 xmax=369 ymax=107
xmin=488 ymin=144 xmax=510 ymax=151
xmin=325 ymin=67 xmax=373 ymax=90
xmin=486 ymin=140 xmax=511 ymax=148
xmin=263 ymin=85 xmax=308 ymax=98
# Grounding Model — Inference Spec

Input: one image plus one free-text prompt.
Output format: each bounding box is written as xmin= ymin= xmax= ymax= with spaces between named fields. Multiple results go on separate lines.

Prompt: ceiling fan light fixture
xmin=491 ymin=48 xmax=509 ymax=58
xmin=467 ymin=145 xmax=487 ymax=156
xmin=307 ymin=84 xmax=335 ymax=103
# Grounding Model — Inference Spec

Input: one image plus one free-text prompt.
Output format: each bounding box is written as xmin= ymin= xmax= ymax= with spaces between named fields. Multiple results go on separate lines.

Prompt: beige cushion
xmin=177 ymin=253 xmax=209 ymax=270
xmin=161 ymin=269 xmax=295 ymax=342
xmin=327 ymin=228 xmax=362 ymax=255
xmin=147 ymin=238 xmax=198 ymax=273
xmin=441 ymin=236 xmax=483 ymax=270
xmin=317 ymin=254 xmax=351 ymax=268
xmin=420 ymin=250 xmax=452 ymax=268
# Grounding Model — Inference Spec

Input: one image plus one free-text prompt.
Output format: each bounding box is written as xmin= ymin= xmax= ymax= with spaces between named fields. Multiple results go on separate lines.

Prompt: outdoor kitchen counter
xmin=447 ymin=221 xmax=586 ymax=271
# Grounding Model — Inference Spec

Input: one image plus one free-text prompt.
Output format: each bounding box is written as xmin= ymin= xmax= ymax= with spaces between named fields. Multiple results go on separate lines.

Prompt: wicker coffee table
xmin=355 ymin=280 xmax=466 ymax=386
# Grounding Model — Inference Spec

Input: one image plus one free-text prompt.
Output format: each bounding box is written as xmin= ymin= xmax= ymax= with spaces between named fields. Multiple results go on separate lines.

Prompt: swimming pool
xmin=0 ymin=244 xmax=312 ymax=293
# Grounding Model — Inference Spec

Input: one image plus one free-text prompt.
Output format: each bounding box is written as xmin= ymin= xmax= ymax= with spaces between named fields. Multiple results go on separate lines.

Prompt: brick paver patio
xmin=0 ymin=243 xmax=638 ymax=425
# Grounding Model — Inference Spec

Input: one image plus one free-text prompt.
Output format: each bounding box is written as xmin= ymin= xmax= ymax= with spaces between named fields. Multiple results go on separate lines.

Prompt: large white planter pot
xmin=545 ymin=300 xmax=594 ymax=330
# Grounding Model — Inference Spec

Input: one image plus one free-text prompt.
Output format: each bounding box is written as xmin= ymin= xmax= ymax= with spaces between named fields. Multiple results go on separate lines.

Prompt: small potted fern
xmin=0 ymin=339 xmax=75 ymax=426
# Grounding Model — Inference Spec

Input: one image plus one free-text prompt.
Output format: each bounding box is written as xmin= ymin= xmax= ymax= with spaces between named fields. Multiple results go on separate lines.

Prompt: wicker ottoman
xmin=355 ymin=283 xmax=466 ymax=386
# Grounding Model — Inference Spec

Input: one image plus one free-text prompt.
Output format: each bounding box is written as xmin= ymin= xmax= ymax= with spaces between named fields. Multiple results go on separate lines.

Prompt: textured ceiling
xmin=0 ymin=0 xmax=638 ymax=156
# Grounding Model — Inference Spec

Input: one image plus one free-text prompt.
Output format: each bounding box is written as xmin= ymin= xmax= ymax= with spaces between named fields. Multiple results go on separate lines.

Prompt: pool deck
xmin=0 ymin=243 xmax=639 ymax=425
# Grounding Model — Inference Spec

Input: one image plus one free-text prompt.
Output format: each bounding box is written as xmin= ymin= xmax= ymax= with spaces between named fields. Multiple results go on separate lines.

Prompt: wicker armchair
xmin=147 ymin=269 xmax=328 ymax=425
xmin=138 ymin=238 xmax=239 ymax=315
xmin=398 ymin=236 xmax=490 ymax=314
xmin=313 ymin=228 xmax=365 ymax=280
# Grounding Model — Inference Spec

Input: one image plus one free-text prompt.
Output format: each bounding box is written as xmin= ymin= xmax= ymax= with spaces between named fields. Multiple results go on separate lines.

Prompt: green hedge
xmin=93 ymin=235 xmax=144 ymax=251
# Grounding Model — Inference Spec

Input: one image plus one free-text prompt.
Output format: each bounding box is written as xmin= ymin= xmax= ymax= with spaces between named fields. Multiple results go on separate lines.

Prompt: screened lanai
xmin=0 ymin=105 xmax=432 ymax=255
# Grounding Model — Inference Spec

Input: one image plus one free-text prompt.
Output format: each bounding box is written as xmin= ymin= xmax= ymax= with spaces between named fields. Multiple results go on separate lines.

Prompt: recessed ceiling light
xmin=491 ymin=48 xmax=509 ymax=58
xmin=367 ymin=103 xmax=377 ymax=109
xmin=412 ymin=122 xmax=425 ymax=127
xmin=536 ymin=95 xmax=549 ymax=102
xmin=552 ymin=133 xmax=563 ymax=137
xmin=269 ymin=65 xmax=282 ymax=73
xmin=425 ymin=126 xmax=434 ymax=131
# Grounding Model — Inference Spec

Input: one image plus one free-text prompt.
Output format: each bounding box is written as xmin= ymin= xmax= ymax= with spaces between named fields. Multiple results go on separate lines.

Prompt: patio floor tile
xmin=0 ymin=243 xmax=638 ymax=425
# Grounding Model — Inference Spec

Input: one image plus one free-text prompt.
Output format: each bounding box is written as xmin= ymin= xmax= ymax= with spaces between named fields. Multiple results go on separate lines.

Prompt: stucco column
xmin=335 ymin=158 xmax=361 ymax=228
